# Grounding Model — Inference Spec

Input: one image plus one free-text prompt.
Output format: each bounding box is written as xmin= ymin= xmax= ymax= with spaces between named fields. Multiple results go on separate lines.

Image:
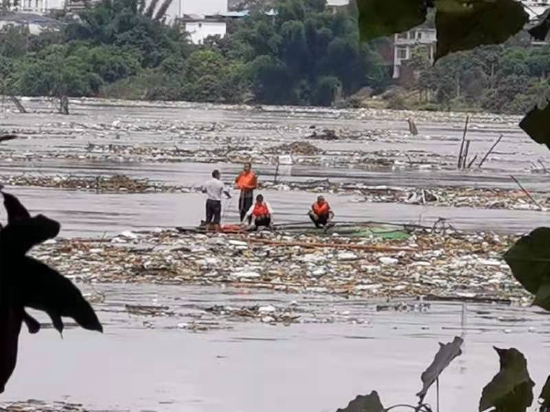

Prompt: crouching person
xmin=308 ymin=196 xmax=334 ymax=228
xmin=243 ymin=194 xmax=273 ymax=231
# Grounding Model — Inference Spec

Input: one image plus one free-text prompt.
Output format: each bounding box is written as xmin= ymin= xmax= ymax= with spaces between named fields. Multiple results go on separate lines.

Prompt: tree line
xmin=0 ymin=0 xmax=548 ymax=112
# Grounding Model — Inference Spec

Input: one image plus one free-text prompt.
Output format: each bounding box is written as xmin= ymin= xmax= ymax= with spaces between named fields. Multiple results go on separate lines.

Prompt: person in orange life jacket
xmin=243 ymin=194 xmax=273 ymax=230
xmin=308 ymin=196 xmax=334 ymax=228
xmin=234 ymin=162 xmax=258 ymax=223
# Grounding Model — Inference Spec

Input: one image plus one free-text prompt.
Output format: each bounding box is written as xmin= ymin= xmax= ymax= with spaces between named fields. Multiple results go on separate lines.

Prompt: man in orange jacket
xmin=235 ymin=162 xmax=258 ymax=223
xmin=308 ymin=196 xmax=334 ymax=228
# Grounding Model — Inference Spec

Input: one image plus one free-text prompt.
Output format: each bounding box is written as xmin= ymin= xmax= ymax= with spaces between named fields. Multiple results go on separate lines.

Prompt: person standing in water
xmin=202 ymin=169 xmax=231 ymax=231
xmin=235 ymin=162 xmax=258 ymax=223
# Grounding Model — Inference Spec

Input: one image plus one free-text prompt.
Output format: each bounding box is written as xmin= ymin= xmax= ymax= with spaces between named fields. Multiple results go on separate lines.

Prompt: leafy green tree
xmin=313 ymin=75 xmax=341 ymax=106
xmin=248 ymin=55 xmax=296 ymax=104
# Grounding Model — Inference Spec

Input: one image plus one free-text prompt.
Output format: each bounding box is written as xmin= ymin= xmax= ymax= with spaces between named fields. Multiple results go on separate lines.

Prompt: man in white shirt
xmin=242 ymin=194 xmax=273 ymax=231
xmin=202 ymin=170 xmax=231 ymax=231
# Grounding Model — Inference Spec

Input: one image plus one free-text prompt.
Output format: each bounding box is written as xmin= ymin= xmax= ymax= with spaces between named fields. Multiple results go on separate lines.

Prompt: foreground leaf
xmin=480 ymin=347 xmax=534 ymax=412
xmin=435 ymin=0 xmax=529 ymax=61
xmin=2 ymin=215 xmax=61 ymax=256
xmin=0 ymin=191 xmax=102 ymax=393
xmin=336 ymin=391 xmax=384 ymax=412
xmin=417 ymin=336 xmax=463 ymax=401
xmin=16 ymin=256 xmax=103 ymax=335
xmin=3 ymin=192 xmax=31 ymax=223
xmin=504 ymin=227 xmax=550 ymax=310
xmin=2 ymin=192 xmax=60 ymax=254
xmin=357 ymin=0 xmax=428 ymax=41
xmin=0 ymin=288 xmax=23 ymax=394
xmin=540 ymin=376 xmax=550 ymax=412
xmin=519 ymin=104 xmax=550 ymax=150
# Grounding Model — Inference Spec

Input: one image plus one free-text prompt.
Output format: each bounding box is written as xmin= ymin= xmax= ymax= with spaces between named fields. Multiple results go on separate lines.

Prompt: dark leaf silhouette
xmin=529 ymin=9 xmax=550 ymax=41
xmin=0 ymin=191 xmax=102 ymax=393
xmin=435 ymin=0 xmax=529 ymax=61
xmin=3 ymin=192 xmax=31 ymax=223
xmin=1 ymin=215 xmax=60 ymax=256
xmin=22 ymin=310 xmax=41 ymax=334
xmin=16 ymin=257 xmax=103 ymax=335
xmin=519 ymin=104 xmax=550 ymax=150
xmin=336 ymin=391 xmax=384 ymax=412
xmin=2 ymin=192 xmax=60 ymax=254
xmin=0 ymin=290 xmax=23 ymax=394
xmin=540 ymin=376 xmax=550 ymax=412
xmin=357 ymin=0 xmax=428 ymax=41
xmin=417 ymin=336 xmax=463 ymax=401
xmin=479 ymin=347 xmax=534 ymax=412
xmin=504 ymin=227 xmax=550 ymax=311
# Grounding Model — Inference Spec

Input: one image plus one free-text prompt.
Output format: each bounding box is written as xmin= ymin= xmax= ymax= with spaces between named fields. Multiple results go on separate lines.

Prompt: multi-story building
xmin=392 ymin=27 xmax=437 ymax=79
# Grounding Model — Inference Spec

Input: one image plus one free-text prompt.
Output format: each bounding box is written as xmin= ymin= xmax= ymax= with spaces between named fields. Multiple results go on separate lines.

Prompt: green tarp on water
xmin=177 ymin=222 xmax=413 ymax=240
xmin=278 ymin=223 xmax=412 ymax=240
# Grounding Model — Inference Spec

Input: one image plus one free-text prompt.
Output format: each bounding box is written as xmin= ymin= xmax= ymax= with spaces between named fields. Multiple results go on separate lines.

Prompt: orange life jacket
xmin=253 ymin=202 xmax=269 ymax=217
xmin=313 ymin=201 xmax=330 ymax=216
xmin=236 ymin=171 xmax=257 ymax=191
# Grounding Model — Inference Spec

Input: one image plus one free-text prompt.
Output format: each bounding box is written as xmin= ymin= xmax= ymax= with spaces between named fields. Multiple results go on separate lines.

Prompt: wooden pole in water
xmin=461 ymin=140 xmax=471 ymax=169
xmin=274 ymin=157 xmax=280 ymax=183
xmin=511 ymin=175 xmax=544 ymax=211
xmin=467 ymin=155 xmax=478 ymax=169
xmin=478 ymin=134 xmax=503 ymax=168
xmin=457 ymin=116 xmax=470 ymax=169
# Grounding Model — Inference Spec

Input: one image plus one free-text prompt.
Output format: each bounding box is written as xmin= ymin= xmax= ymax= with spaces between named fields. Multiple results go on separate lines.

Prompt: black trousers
xmin=206 ymin=199 xmax=221 ymax=224
xmin=309 ymin=212 xmax=329 ymax=228
xmin=239 ymin=191 xmax=254 ymax=222
xmin=254 ymin=216 xmax=271 ymax=229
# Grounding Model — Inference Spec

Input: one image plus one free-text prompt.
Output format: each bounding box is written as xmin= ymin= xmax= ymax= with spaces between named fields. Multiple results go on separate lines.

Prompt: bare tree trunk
xmin=144 ymin=0 xmax=160 ymax=18
xmin=154 ymin=0 xmax=173 ymax=20
xmin=59 ymin=96 xmax=69 ymax=115
xmin=9 ymin=95 xmax=27 ymax=114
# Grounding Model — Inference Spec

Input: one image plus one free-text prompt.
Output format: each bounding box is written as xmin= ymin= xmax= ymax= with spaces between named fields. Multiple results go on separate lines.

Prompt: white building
xmin=393 ymin=27 xmax=437 ymax=78
xmin=0 ymin=12 xmax=63 ymax=34
xmin=148 ymin=0 xmax=228 ymax=24
xmin=181 ymin=15 xmax=226 ymax=44
xmin=4 ymin=0 xmax=65 ymax=14
xmin=521 ymin=0 xmax=550 ymax=19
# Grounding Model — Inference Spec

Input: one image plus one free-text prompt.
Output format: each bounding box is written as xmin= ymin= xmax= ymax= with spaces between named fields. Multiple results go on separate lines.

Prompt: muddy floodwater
xmin=4 ymin=284 xmax=550 ymax=412
xmin=0 ymin=98 xmax=549 ymax=236
xmin=1 ymin=99 xmax=550 ymax=411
